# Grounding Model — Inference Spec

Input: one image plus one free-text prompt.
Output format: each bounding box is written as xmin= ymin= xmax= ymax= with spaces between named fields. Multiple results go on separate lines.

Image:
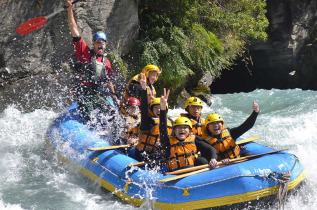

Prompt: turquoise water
xmin=0 ymin=89 xmax=316 ymax=209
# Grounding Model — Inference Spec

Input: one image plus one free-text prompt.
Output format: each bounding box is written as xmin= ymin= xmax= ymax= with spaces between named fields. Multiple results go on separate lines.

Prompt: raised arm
xmin=230 ymin=101 xmax=260 ymax=139
xmin=140 ymin=73 xmax=151 ymax=131
xmin=66 ymin=1 xmax=80 ymax=37
xmin=159 ymin=88 xmax=170 ymax=150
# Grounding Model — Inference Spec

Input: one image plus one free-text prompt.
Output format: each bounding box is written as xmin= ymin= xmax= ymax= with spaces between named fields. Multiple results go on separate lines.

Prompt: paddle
xmin=126 ymin=136 xmax=260 ymax=168
xmin=126 ymin=161 xmax=146 ymax=167
xmin=164 ymin=136 xmax=261 ymax=176
xmin=159 ymin=149 xmax=288 ymax=182
xmin=236 ymin=136 xmax=261 ymax=145
xmin=164 ymin=157 xmax=246 ymax=176
xmin=158 ymin=159 xmax=248 ymax=183
xmin=126 ymin=158 xmax=165 ymax=167
xmin=87 ymin=144 xmax=130 ymax=151
xmin=16 ymin=0 xmax=84 ymax=35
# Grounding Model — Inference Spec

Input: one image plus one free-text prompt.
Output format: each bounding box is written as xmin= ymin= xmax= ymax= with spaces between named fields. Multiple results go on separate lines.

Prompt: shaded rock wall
xmin=0 ymin=0 xmax=138 ymax=112
xmin=210 ymin=0 xmax=317 ymax=93
xmin=0 ymin=0 xmax=315 ymax=112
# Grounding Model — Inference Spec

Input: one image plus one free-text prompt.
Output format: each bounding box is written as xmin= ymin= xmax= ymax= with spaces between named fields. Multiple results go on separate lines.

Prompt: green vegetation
xmin=107 ymin=51 xmax=129 ymax=78
xmin=122 ymin=0 xmax=269 ymax=99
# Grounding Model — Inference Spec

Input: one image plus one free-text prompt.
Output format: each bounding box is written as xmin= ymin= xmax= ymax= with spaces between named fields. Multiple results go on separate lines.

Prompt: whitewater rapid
xmin=0 ymin=89 xmax=316 ymax=209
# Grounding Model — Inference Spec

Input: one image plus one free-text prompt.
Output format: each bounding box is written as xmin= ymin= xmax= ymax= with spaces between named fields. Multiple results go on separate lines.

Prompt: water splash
xmin=0 ymin=89 xmax=316 ymax=209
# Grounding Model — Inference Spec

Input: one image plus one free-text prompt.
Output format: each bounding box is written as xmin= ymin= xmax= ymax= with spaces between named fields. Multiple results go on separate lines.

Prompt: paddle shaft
xmin=48 ymin=0 xmax=83 ymax=19
xmin=127 ymin=158 xmax=166 ymax=167
xmin=236 ymin=136 xmax=261 ymax=145
xmin=164 ymin=149 xmax=287 ymax=176
xmin=159 ymin=159 xmax=252 ymax=183
xmin=126 ymin=161 xmax=145 ymax=167
xmin=87 ymin=144 xmax=130 ymax=151
xmin=17 ymin=0 xmax=84 ymax=35
xmin=126 ymin=137 xmax=261 ymax=169
xmin=159 ymin=149 xmax=288 ymax=183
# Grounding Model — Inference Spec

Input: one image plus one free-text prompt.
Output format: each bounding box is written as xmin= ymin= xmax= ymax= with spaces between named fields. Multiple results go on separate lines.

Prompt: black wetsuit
xmin=229 ymin=111 xmax=258 ymax=139
xmin=134 ymin=89 xmax=161 ymax=161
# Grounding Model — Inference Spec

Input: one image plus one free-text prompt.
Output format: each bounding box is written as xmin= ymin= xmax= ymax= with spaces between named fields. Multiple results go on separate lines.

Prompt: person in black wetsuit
xmin=159 ymin=88 xmax=219 ymax=171
xmin=201 ymin=101 xmax=260 ymax=162
xmin=134 ymin=73 xmax=173 ymax=162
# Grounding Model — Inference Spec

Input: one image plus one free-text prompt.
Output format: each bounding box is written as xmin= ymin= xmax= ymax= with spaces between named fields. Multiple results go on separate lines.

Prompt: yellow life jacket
xmin=135 ymin=118 xmax=173 ymax=153
xmin=180 ymin=113 xmax=205 ymax=136
xmin=167 ymin=135 xmax=198 ymax=171
xmin=121 ymin=74 xmax=156 ymax=108
xmin=201 ymin=126 xmax=240 ymax=160
xmin=123 ymin=115 xmax=141 ymax=140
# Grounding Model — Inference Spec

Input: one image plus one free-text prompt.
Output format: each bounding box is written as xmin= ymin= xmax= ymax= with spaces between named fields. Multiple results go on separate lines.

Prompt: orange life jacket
xmin=135 ymin=118 xmax=173 ymax=153
xmin=167 ymin=135 xmax=198 ymax=171
xmin=180 ymin=113 xmax=205 ymax=136
xmin=201 ymin=126 xmax=240 ymax=160
xmin=123 ymin=115 xmax=141 ymax=140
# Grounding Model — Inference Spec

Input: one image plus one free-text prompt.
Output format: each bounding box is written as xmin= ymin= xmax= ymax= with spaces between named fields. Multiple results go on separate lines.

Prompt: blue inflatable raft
xmin=46 ymin=103 xmax=306 ymax=209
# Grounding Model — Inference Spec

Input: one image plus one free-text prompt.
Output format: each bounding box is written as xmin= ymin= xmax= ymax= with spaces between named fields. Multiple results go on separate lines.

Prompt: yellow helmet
xmin=174 ymin=117 xmax=192 ymax=129
xmin=142 ymin=65 xmax=161 ymax=77
xmin=184 ymin=97 xmax=203 ymax=109
xmin=205 ymin=113 xmax=224 ymax=128
xmin=150 ymin=98 xmax=168 ymax=110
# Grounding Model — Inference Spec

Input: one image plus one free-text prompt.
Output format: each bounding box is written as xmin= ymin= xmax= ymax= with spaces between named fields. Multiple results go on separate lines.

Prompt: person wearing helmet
xmin=202 ymin=101 xmax=260 ymax=162
xmin=66 ymin=1 xmax=120 ymax=123
xmin=119 ymin=97 xmax=141 ymax=145
xmin=120 ymin=64 xmax=161 ymax=113
xmin=180 ymin=97 xmax=205 ymax=136
xmin=134 ymin=73 xmax=173 ymax=162
xmin=159 ymin=89 xmax=219 ymax=171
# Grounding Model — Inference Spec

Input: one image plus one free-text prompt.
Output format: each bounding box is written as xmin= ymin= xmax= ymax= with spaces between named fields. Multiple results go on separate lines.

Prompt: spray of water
xmin=0 ymin=89 xmax=316 ymax=209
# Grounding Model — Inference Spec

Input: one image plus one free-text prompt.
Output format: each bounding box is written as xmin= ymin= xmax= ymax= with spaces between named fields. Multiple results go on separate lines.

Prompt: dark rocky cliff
xmin=0 ymin=0 xmax=316 ymax=112
xmin=210 ymin=0 xmax=317 ymax=93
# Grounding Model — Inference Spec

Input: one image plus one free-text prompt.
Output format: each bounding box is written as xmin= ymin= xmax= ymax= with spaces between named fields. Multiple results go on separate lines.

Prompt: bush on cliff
xmin=123 ymin=0 xmax=269 ymax=100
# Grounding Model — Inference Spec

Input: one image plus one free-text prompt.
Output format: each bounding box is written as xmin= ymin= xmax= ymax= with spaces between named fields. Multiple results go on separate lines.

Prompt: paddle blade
xmin=16 ymin=16 xmax=47 ymax=35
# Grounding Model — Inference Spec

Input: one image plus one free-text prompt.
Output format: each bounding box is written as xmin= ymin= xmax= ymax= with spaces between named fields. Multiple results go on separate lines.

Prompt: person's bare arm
xmin=66 ymin=1 xmax=80 ymax=37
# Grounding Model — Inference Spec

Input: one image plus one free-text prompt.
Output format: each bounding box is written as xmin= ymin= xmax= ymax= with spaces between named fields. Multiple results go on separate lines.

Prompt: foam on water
xmin=0 ymin=89 xmax=316 ymax=209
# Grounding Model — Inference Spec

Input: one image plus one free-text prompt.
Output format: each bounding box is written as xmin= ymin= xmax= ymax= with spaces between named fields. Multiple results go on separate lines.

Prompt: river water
xmin=0 ymin=89 xmax=316 ymax=210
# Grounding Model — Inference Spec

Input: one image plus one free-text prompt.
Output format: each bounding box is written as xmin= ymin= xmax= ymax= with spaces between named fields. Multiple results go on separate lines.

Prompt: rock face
xmin=0 ymin=0 xmax=316 ymax=112
xmin=0 ymin=0 xmax=138 ymax=112
xmin=210 ymin=0 xmax=317 ymax=93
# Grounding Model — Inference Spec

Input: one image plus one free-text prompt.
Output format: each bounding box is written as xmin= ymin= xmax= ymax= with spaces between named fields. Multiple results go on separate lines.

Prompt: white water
xmin=0 ymin=89 xmax=316 ymax=209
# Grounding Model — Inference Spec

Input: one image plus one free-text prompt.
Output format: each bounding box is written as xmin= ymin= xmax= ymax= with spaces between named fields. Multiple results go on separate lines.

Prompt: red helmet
xmin=125 ymin=97 xmax=141 ymax=106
